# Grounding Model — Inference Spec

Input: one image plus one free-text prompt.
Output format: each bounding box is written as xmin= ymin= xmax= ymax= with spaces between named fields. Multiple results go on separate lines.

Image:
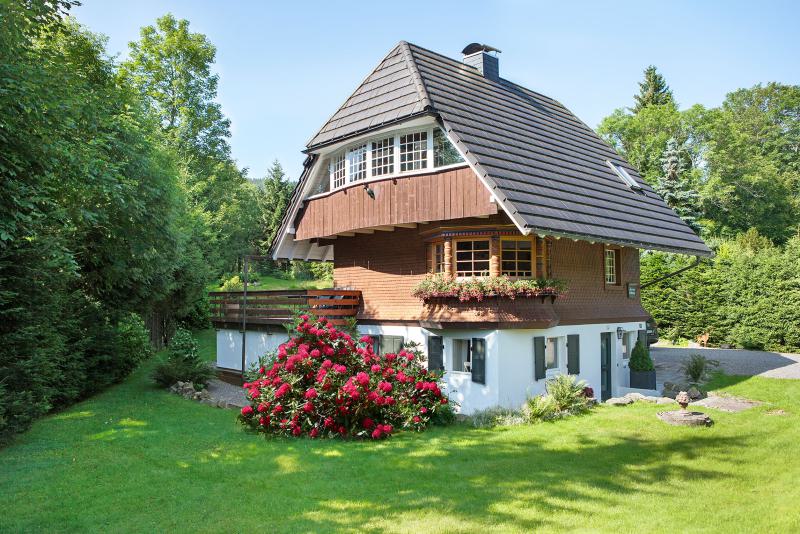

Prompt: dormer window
xmin=606 ymin=160 xmax=642 ymax=191
xmin=327 ymin=126 xmax=465 ymax=192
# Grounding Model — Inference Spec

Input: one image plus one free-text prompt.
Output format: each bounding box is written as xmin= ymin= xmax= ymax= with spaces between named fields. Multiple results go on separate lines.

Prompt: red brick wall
xmin=333 ymin=221 xmax=648 ymax=326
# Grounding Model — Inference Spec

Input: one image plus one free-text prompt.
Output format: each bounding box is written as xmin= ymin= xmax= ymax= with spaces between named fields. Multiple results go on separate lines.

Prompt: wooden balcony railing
xmin=208 ymin=289 xmax=361 ymax=327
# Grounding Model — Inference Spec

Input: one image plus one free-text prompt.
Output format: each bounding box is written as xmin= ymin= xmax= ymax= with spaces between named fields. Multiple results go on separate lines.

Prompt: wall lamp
xmin=364 ymin=184 xmax=375 ymax=199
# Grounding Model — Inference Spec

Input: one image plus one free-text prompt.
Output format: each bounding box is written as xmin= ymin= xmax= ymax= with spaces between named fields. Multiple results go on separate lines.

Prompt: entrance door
xmin=600 ymin=332 xmax=613 ymax=400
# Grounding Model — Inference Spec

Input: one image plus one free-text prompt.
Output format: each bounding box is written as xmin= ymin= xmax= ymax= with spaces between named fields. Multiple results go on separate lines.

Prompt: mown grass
xmin=206 ymin=275 xmax=331 ymax=293
xmin=1 ymin=332 xmax=798 ymax=533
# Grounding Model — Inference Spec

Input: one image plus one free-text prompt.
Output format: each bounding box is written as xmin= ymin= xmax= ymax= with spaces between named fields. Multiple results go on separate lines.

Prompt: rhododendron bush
xmin=238 ymin=315 xmax=452 ymax=439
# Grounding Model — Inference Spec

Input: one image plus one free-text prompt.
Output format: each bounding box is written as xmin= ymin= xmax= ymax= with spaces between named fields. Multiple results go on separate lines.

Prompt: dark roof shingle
xmin=302 ymin=41 xmax=711 ymax=256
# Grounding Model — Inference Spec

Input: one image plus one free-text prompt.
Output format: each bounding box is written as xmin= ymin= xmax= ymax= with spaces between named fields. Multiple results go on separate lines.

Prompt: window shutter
xmin=427 ymin=336 xmax=444 ymax=372
xmin=471 ymin=338 xmax=486 ymax=385
xmin=567 ymin=334 xmax=580 ymax=375
xmin=637 ymin=329 xmax=647 ymax=348
xmin=370 ymin=336 xmax=381 ymax=355
xmin=534 ymin=336 xmax=546 ymax=380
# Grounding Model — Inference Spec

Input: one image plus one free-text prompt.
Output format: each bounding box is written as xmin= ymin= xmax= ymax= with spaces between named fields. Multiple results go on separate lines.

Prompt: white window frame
xmin=450 ymin=338 xmax=472 ymax=374
xmin=605 ymin=249 xmax=618 ymax=285
xmin=606 ymin=160 xmax=642 ymax=191
xmin=545 ymin=336 xmax=566 ymax=376
xmin=327 ymin=125 xmax=465 ymax=193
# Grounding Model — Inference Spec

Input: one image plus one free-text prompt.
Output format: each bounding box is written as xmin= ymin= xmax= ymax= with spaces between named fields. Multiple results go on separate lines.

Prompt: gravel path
xmin=652 ymin=346 xmax=800 ymax=389
xmin=206 ymin=379 xmax=247 ymax=408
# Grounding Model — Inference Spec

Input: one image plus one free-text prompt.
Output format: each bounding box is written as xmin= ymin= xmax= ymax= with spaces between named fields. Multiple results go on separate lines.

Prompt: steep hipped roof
xmin=294 ymin=42 xmax=711 ymax=257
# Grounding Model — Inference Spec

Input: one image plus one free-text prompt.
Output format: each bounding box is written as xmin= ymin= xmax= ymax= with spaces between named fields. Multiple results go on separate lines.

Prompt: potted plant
xmin=629 ymin=339 xmax=656 ymax=389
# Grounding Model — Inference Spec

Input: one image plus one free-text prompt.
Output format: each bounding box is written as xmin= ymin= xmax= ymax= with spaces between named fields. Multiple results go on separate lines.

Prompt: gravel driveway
xmin=651 ymin=346 xmax=800 ymax=389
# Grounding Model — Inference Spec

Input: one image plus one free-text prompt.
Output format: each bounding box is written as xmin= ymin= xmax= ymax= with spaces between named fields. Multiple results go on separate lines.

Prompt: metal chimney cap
xmin=462 ymin=43 xmax=502 ymax=56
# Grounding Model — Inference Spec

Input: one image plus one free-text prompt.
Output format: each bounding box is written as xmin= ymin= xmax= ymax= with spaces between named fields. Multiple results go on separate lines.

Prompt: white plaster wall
xmin=355 ymin=325 xmax=499 ymax=415
xmin=496 ymin=321 xmax=645 ymax=409
xmin=216 ymin=329 xmax=289 ymax=371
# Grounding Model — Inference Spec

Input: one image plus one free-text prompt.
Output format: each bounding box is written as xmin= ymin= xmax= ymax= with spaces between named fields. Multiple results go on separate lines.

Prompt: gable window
xmin=430 ymin=242 xmax=445 ymax=273
xmin=331 ymin=153 xmax=346 ymax=189
xmin=455 ymin=239 xmax=490 ymax=277
xmin=606 ymin=160 xmax=642 ymax=191
xmin=371 ymin=137 xmax=394 ymax=176
xmin=501 ymin=238 xmax=532 ymax=277
xmin=400 ymin=131 xmax=428 ymax=172
xmin=433 ymin=128 xmax=464 ymax=167
xmin=605 ymin=248 xmax=620 ymax=285
xmin=348 ymin=143 xmax=367 ymax=183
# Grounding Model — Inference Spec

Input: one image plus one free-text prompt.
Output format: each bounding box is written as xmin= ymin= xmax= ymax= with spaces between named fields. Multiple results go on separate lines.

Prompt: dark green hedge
xmin=642 ymin=232 xmax=800 ymax=352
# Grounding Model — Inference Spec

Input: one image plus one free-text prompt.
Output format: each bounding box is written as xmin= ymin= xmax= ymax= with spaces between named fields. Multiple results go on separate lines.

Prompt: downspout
xmin=640 ymin=256 xmax=703 ymax=290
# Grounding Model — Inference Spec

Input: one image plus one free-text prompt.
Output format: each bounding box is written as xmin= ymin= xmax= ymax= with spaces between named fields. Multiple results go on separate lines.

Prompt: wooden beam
xmin=336 ymin=232 xmax=356 ymax=237
xmin=395 ymin=223 xmax=417 ymax=228
xmin=372 ymin=226 xmax=395 ymax=232
xmin=353 ymin=228 xmax=375 ymax=234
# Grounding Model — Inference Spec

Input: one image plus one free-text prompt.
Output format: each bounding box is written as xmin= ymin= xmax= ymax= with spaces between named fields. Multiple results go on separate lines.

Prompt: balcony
xmin=209 ymin=289 xmax=361 ymax=329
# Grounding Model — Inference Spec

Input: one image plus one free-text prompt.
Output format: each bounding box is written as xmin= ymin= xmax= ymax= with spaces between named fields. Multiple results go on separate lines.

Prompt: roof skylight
xmin=606 ymin=160 xmax=642 ymax=191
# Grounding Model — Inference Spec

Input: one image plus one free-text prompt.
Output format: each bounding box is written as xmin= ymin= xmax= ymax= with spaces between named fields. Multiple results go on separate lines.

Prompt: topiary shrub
xmin=629 ymin=340 xmax=655 ymax=372
xmin=238 ymin=315 xmax=452 ymax=439
xmin=152 ymin=329 xmax=215 ymax=388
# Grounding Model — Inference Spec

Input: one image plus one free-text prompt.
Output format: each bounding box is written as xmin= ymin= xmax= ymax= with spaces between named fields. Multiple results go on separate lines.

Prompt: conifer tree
xmin=633 ymin=65 xmax=674 ymax=112
xmin=657 ymin=138 xmax=701 ymax=231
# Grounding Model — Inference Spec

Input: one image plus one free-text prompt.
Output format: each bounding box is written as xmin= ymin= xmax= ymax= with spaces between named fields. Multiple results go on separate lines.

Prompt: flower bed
xmin=411 ymin=274 xmax=566 ymax=302
xmin=238 ymin=315 xmax=452 ymax=439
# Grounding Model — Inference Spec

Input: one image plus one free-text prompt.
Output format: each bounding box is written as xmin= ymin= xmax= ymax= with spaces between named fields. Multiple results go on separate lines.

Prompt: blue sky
xmin=73 ymin=0 xmax=800 ymax=181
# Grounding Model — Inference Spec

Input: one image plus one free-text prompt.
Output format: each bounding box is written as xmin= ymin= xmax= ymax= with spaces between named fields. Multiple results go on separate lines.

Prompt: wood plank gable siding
xmin=332 ymin=220 xmax=648 ymax=326
xmin=294 ymin=166 xmax=497 ymax=241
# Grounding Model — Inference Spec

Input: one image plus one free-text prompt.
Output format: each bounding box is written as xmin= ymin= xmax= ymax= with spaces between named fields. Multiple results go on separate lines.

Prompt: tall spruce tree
xmin=657 ymin=138 xmax=701 ymax=232
xmin=634 ymin=65 xmax=674 ymax=112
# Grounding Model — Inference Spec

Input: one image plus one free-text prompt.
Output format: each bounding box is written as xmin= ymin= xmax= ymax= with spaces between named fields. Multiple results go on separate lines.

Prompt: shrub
xmin=114 ymin=313 xmax=154 ymax=378
xmin=221 ymin=275 xmax=243 ymax=291
xmin=238 ymin=315 xmax=453 ymax=439
xmin=682 ymin=354 xmax=720 ymax=384
xmin=546 ymin=374 xmax=590 ymax=413
xmin=629 ymin=340 xmax=655 ymax=372
xmin=522 ymin=375 xmax=590 ymax=423
xmin=522 ymin=395 xmax=558 ymax=422
xmin=411 ymin=273 xmax=566 ymax=302
xmin=309 ymin=262 xmax=333 ymax=281
xmin=152 ymin=329 xmax=215 ymax=388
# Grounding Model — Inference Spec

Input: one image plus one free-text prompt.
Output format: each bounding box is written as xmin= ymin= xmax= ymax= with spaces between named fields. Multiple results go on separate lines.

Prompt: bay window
xmin=347 ymin=143 xmax=367 ymax=183
xmin=328 ymin=126 xmax=465 ymax=192
xmin=455 ymin=239 xmax=490 ymax=277
xmin=501 ymin=239 xmax=532 ymax=277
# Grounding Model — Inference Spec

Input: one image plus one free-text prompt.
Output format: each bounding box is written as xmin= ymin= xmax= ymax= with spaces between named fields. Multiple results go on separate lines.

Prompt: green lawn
xmin=207 ymin=275 xmax=332 ymax=293
xmin=1 ymin=332 xmax=798 ymax=532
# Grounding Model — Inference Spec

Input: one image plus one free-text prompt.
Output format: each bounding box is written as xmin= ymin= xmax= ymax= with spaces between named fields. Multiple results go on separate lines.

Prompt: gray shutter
xmin=372 ymin=335 xmax=381 ymax=355
xmin=427 ymin=336 xmax=444 ymax=372
xmin=471 ymin=338 xmax=486 ymax=385
xmin=567 ymin=334 xmax=580 ymax=375
xmin=534 ymin=336 xmax=546 ymax=380
xmin=637 ymin=329 xmax=647 ymax=348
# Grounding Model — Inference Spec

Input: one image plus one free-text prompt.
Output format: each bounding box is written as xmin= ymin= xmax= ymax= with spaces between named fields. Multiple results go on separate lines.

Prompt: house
xmin=212 ymin=42 xmax=711 ymax=413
